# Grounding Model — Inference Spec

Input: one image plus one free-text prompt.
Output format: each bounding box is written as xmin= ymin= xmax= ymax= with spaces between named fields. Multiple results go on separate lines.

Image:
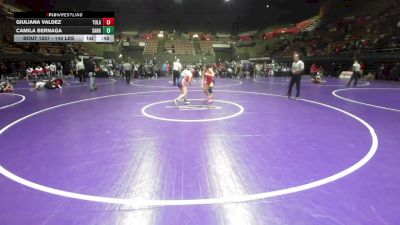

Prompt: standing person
xmin=56 ymin=62 xmax=63 ymax=77
xmin=360 ymin=61 xmax=366 ymax=77
xmin=161 ymin=61 xmax=167 ymax=77
xmin=0 ymin=62 xmax=7 ymax=82
xmin=203 ymin=65 xmax=215 ymax=104
xmin=347 ymin=60 xmax=361 ymax=87
xmin=44 ymin=63 xmax=51 ymax=78
xmin=123 ymin=61 xmax=132 ymax=84
xmin=85 ymin=57 xmax=97 ymax=91
xmin=133 ymin=63 xmax=139 ymax=78
xmin=138 ymin=64 xmax=143 ymax=79
xmin=287 ymin=53 xmax=305 ymax=100
xmin=172 ymin=59 xmax=182 ymax=86
xmin=173 ymin=69 xmax=193 ymax=107
xmin=143 ymin=63 xmax=149 ymax=79
xmin=166 ymin=62 xmax=171 ymax=77
xmin=118 ymin=63 xmax=124 ymax=78
xmin=49 ymin=62 xmax=57 ymax=78
xmin=76 ymin=58 xmax=85 ymax=84
xmin=69 ymin=60 xmax=76 ymax=77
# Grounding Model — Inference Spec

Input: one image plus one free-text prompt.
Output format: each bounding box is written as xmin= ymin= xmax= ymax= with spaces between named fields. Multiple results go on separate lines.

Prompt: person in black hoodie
xmin=85 ymin=57 xmax=97 ymax=91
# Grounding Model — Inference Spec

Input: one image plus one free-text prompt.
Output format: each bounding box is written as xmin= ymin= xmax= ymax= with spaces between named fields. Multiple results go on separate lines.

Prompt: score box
xmin=102 ymin=26 xmax=114 ymax=34
xmin=14 ymin=34 xmax=114 ymax=43
xmin=102 ymin=18 xmax=115 ymax=26
xmin=83 ymin=35 xmax=96 ymax=42
xmin=96 ymin=35 xmax=114 ymax=42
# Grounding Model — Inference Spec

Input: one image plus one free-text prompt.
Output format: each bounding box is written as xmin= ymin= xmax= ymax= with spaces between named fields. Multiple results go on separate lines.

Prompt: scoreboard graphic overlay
xmin=13 ymin=12 xmax=115 ymax=43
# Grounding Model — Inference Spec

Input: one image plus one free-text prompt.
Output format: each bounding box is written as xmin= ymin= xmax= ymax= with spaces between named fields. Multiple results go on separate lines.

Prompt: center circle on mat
xmin=141 ymin=99 xmax=244 ymax=122
xmin=0 ymin=90 xmax=378 ymax=206
xmin=132 ymin=78 xmax=242 ymax=89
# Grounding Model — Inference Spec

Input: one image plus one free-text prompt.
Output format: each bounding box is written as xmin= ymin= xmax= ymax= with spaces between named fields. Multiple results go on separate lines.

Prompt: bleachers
xmin=0 ymin=12 xmax=24 ymax=54
xmin=38 ymin=43 xmax=63 ymax=55
xmin=356 ymin=0 xmax=396 ymax=16
xmin=269 ymin=0 xmax=400 ymax=58
xmin=280 ymin=41 xmax=302 ymax=58
xmin=144 ymin=40 xmax=158 ymax=55
xmin=199 ymin=41 xmax=213 ymax=55
xmin=164 ymin=40 xmax=195 ymax=55
xmin=304 ymin=20 xmax=322 ymax=32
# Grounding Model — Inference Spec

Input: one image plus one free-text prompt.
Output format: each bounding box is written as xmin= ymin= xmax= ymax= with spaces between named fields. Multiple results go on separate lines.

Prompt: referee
xmin=76 ymin=58 xmax=85 ymax=84
xmin=123 ymin=61 xmax=133 ymax=84
xmin=347 ymin=60 xmax=361 ymax=87
xmin=287 ymin=53 xmax=304 ymax=100
xmin=172 ymin=59 xmax=182 ymax=86
xmin=85 ymin=57 xmax=97 ymax=91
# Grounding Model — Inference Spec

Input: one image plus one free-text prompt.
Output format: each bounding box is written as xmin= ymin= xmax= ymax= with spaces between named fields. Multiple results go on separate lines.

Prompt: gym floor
xmin=0 ymin=76 xmax=399 ymax=225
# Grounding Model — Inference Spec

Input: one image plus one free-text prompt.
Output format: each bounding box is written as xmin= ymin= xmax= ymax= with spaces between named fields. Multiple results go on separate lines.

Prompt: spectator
xmin=122 ymin=61 xmax=133 ymax=84
xmin=44 ymin=63 xmax=50 ymax=77
xmin=162 ymin=61 xmax=168 ymax=77
xmin=69 ymin=61 xmax=76 ymax=76
xmin=56 ymin=62 xmax=63 ymax=77
xmin=85 ymin=57 xmax=97 ymax=91
xmin=172 ymin=59 xmax=182 ymax=86
xmin=50 ymin=62 xmax=57 ymax=77
xmin=76 ymin=58 xmax=85 ymax=83
xmin=310 ymin=63 xmax=318 ymax=77
xmin=347 ymin=60 xmax=362 ymax=87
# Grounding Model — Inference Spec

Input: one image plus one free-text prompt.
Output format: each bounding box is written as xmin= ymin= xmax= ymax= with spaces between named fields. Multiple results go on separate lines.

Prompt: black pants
xmin=347 ymin=71 xmax=361 ymax=87
xmin=287 ymin=75 xmax=302 ymax=97
xmin=172 ymin=70 xmax=180 ymax=85
xmin=78 ymin=69 xmax=85 ymax=83
xmin=125 ymin=70 xmax=131 ymax=84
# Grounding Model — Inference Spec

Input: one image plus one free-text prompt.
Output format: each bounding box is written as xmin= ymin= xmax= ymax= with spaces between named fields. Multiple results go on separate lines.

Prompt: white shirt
xmin=291 ymin=60 xmax=304 ymax=74
xmin=50 ymin=64 xmax=56 ymax=72
xmin=173 ymin=61 xmax=182 ymax=71
xmin=123 ymin=62 xmax=132 ymax=71
xmin=353 ymin=63 xmax=361 ymax=72
xmin=35 ymin=82 xmax=46 ymax=89
xmin=180 ymin=70 xmax=192 ymax=80
xmin=76 ymin=61 xmax=85 ymax=71
xmin=26 ymin=67 xmax=33 ymax=73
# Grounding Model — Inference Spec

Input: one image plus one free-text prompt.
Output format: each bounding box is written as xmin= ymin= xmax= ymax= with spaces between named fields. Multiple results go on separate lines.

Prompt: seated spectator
xmin=25 ymin=66 xmax=34 ymax=79
xmin=310 ymin=63 xmax=318 ymax=77
xmin=362 ymin=72 xmax=376 ymax=80
xmin=44 ymin=63 xmax=51 ymax=77
xmin=34 ymin=65 xmax=44 ymax=78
